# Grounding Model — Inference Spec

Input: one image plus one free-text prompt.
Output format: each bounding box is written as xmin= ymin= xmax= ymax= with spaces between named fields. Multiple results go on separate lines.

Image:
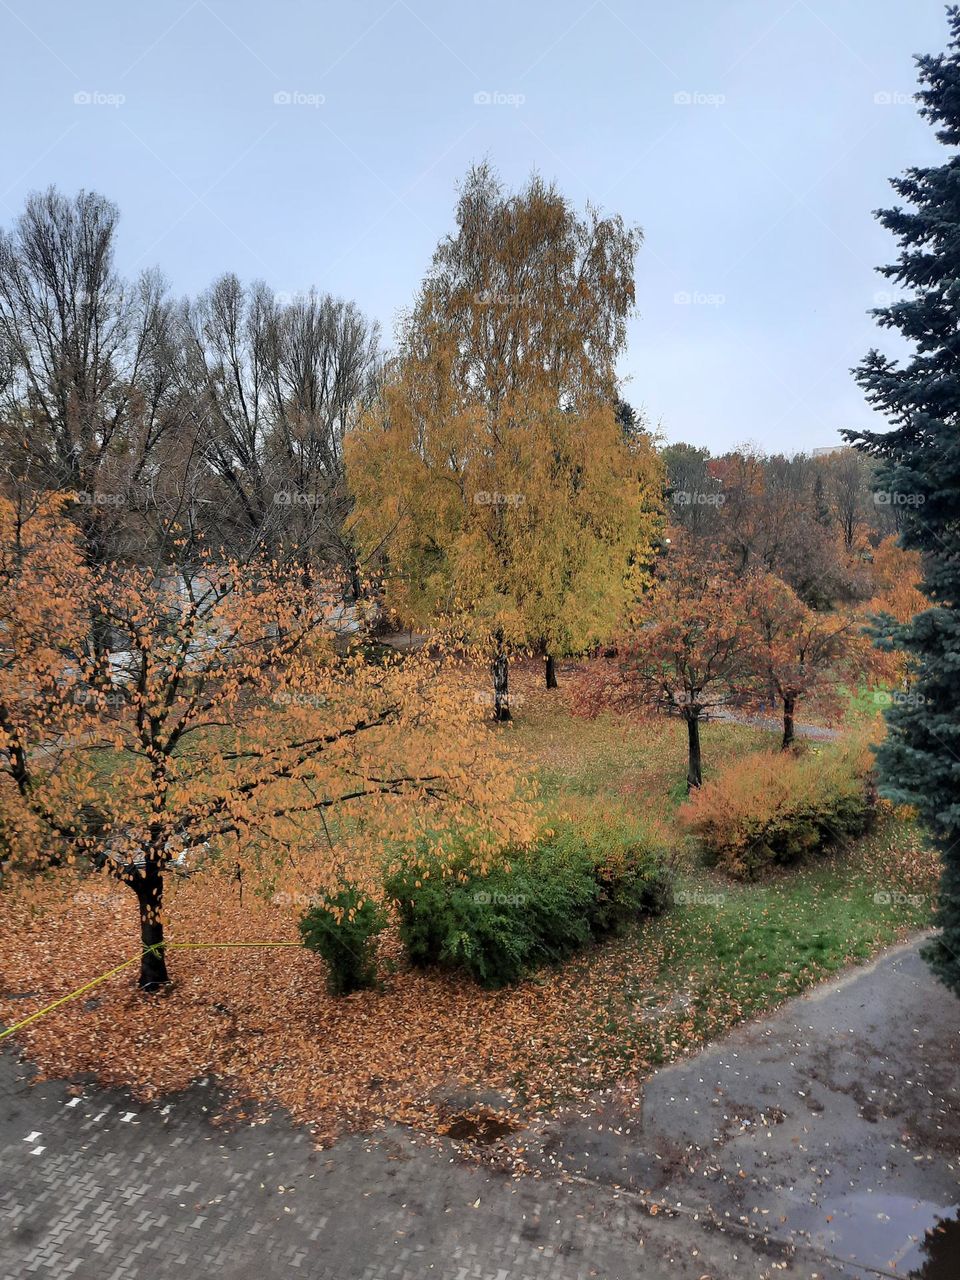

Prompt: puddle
xmin=444 ymin=1111 xmax=521 ymax=1144
xmin=799 ymin=1193 xmax=960 ymax=1275
xmin=909 ymin=1211 xmax=960 ymax=1278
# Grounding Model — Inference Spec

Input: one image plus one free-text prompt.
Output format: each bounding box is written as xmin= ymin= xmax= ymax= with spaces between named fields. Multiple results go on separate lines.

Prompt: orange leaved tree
xmin=744 ymin=572 xmax=861 ymax=749
xmin=595 ymin=545 xmax=755 ymax=789
xmin=859 ymin=536 xmax=928 ymax=689
xmin=0 ymin=495 xmax=533 ymax=988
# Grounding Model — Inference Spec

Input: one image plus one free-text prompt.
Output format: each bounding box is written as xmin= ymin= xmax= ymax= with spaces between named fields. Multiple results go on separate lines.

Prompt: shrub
xmin=679 ymin=738 xmax=876 ymax=879
xmin=298 ymin=881 xmax=387 ymax=995
xmin=384 ymin=815 xmax=673 ymax=988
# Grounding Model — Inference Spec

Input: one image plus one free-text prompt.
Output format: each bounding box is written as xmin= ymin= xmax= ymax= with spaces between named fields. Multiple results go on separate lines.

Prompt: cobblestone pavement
xmin=2 ymin=939 xmax=958 ymax=1280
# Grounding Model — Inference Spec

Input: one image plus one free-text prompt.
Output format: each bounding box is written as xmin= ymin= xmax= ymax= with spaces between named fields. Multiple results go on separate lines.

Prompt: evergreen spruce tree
xmin=845 ymin=6 xmax=960 ymax=995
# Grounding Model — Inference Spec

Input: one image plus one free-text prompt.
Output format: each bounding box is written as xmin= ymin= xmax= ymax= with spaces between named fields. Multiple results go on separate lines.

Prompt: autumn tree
xmin=744 ymin=572 xmax=859 ymax=749
xmin=592 ymin=545 xmax=754 ymax=788
xmin=348 ymin=165 xmax=662 ymax=716
xmin=0 ymin=496 xmax=532 ymax=989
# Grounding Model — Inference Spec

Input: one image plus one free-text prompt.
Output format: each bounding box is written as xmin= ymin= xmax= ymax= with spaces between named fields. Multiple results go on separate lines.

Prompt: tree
xmin=348 ymin=165 xmax=661 ymax=715
xmin=0 ymin=188 xmax=179 ymax=565
xmin=844 ymin=6 xmax=960 ymax=995
xmin=0 ymin=495 xmax=532 ymax=988
xmin=744 ymin=572 xmax=858 ymax=749
xmin=661 ymin=442 xmax=724 ymax=541
xmin=821 ymin=447 xmax=871 ymax=553
xmin=183 ymin=274 xmax=381 ymax=585
xmin=584 ymin=544 xmax=754 ymax=788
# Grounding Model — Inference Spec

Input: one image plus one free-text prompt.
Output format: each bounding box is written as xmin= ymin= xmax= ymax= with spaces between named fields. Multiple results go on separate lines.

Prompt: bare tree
xmin=823 ymin=447 xmax=870 ymax=551
xmin=0 ymin=187 xmax=177 ymax=563
xmin=183 ymin=275 xmax=380 ymax=588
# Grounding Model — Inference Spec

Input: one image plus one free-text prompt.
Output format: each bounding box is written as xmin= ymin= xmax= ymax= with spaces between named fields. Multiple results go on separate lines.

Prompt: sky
xmin=0 ymin=0 xmax=951 ymax=454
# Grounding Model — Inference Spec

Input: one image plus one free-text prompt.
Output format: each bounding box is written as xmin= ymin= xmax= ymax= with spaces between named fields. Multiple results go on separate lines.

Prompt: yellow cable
xmin=0 ymin=940 xmax=303 ymax=1042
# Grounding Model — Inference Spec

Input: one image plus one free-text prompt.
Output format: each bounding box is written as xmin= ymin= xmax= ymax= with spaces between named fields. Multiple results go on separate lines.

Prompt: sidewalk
xmin=2 ymin=939 xmax=958 ymax=1279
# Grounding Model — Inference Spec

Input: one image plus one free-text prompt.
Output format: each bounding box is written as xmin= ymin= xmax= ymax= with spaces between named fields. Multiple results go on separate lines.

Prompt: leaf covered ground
xmin=0 ymin=662 xmax=940 ymax=1144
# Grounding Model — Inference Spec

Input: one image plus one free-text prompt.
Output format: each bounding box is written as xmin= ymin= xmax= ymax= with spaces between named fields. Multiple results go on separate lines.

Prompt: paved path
xmin=715 ymin=707 xmax=841 ymax=741
xmin=2 ymin=939 xmax=958 ymax=1279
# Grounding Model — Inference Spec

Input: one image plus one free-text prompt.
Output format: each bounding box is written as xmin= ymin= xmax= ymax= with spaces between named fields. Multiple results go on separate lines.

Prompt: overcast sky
xmin=0 ymin=0 xmax=951 ymax=454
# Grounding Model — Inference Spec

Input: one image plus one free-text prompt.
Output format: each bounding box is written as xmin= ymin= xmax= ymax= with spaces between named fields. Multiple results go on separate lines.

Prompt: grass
xmin=498 ymin=664 xmax=939 ymax=1087
xmin=505 ymin=668 xmax=772 ymax=818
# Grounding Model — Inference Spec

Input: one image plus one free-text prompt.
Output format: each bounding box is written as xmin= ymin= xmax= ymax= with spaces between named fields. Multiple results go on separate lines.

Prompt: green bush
xmin=298 ymin=881 xmax=387 ymax=995
xmin=679 ymin=738 xmax=876 ymax=879
xmin=384 ymin=816 xmax=673 ymax=989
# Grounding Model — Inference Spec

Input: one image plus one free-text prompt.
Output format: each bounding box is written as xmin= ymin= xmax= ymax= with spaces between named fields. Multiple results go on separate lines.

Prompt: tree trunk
xmin=686 ymin=713 xmax=703 ymax=790
xmin=545 ymin=654 xmax=558 ymax=689
xmin=491 ymin=631 xmax=511 ymax=722
xmin=347 ymin=557 xmax=362 ymax=603
xmin=132 ymin=863 xmax=169 ymax=990
xmin=781 ymin=694 xmax=796 ymax=751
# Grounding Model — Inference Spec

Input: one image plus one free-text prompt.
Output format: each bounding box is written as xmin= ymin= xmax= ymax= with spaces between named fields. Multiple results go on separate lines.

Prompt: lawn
xmin=0 ymin=659 xmax=940 ymax=1142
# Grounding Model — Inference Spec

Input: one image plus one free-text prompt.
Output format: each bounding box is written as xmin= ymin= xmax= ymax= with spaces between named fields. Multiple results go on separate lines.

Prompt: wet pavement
xmin=1 ymin=937 xmax=958 ymax=1278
